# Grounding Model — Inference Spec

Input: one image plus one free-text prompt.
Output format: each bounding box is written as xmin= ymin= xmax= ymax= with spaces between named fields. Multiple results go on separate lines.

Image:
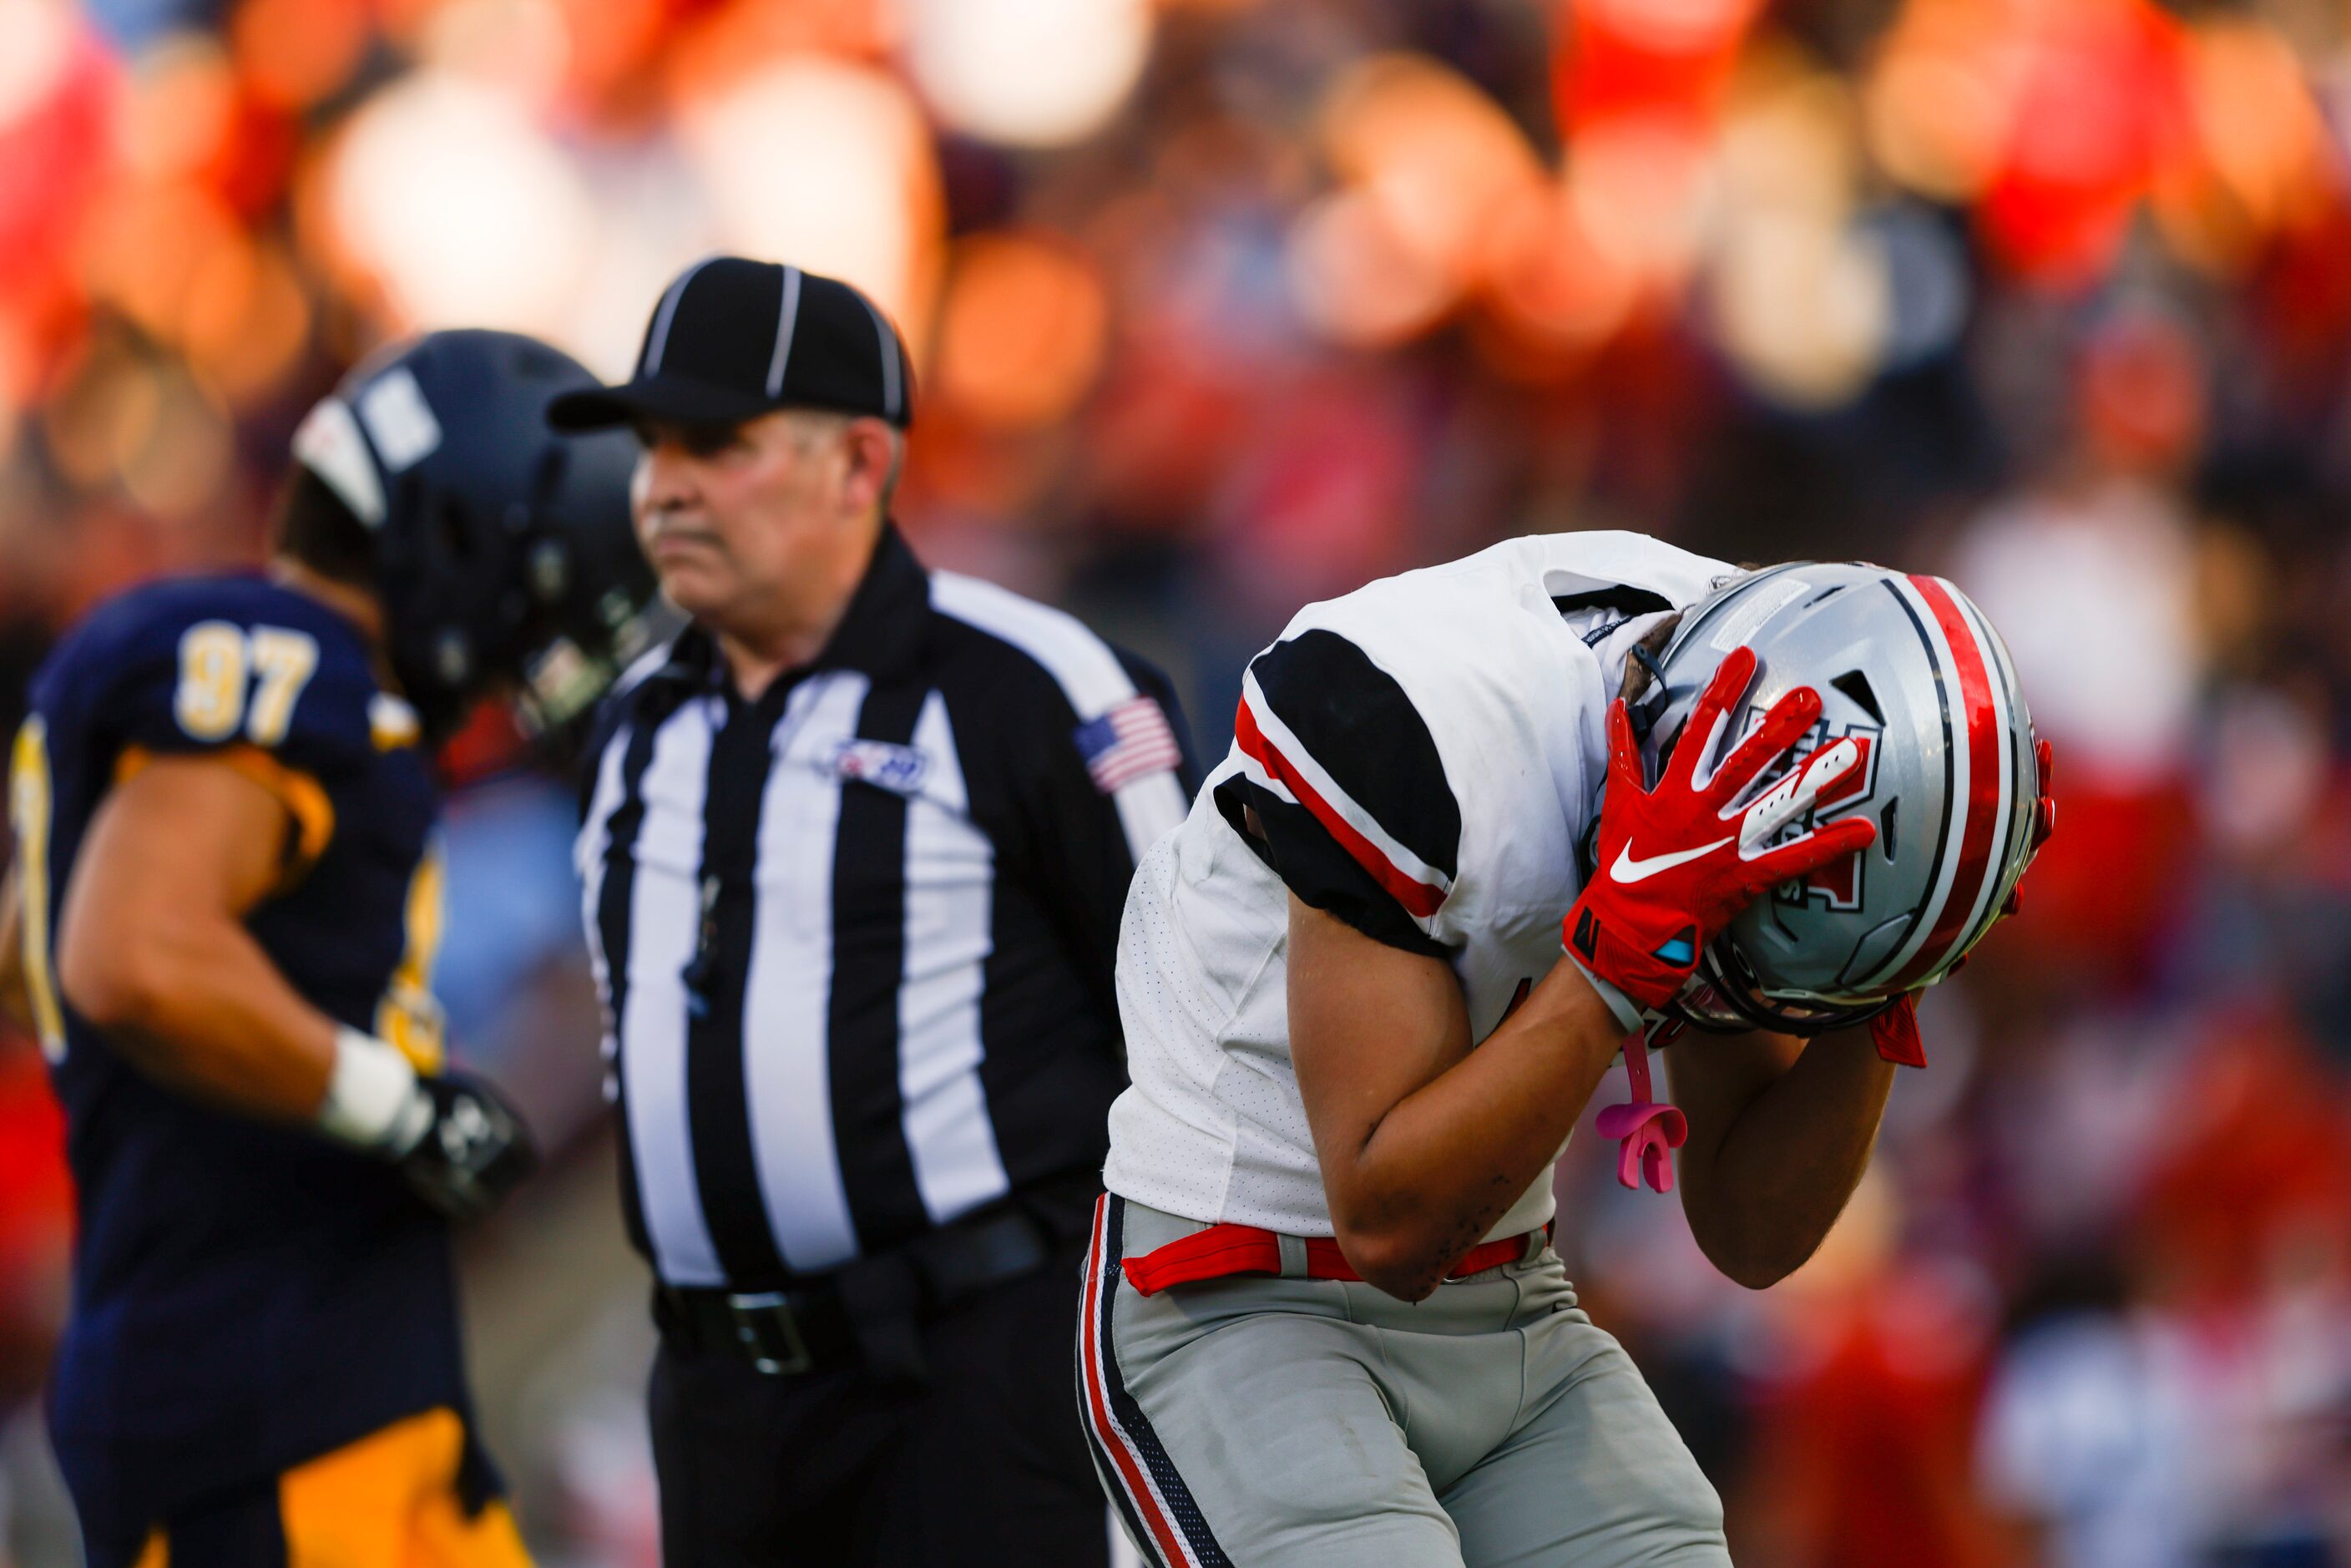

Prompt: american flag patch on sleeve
xmin=1074 ymin=695 xmax=1182 ymax=794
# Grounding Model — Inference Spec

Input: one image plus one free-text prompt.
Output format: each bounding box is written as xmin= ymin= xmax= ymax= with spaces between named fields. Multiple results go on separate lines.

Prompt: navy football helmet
xmin=290 ymin=329 xmax=660 ymax=741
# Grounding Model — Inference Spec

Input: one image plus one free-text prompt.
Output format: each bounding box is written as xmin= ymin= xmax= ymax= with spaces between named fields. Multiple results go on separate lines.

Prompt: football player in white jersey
xmin=1077 ymin=533 xmax=2050 ymax=1568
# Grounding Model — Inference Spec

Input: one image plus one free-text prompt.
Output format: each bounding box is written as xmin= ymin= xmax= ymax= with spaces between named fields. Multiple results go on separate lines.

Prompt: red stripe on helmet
xmin=1891 ymin=576 xmax=2005 ymax=986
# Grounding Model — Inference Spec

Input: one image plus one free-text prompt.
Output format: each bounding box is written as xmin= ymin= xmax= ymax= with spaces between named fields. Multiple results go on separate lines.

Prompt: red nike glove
xmin=1564 ymin=645 xmax=1879 ymax=1012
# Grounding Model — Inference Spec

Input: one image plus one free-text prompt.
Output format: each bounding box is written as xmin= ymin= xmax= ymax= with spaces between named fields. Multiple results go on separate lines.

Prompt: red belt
xmin=1123 ymin=1221 xmax=1549 ymax=1297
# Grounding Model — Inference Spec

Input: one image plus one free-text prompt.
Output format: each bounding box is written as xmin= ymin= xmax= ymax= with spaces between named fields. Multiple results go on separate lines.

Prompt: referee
xmin=550 ymin=257 xmax=1197 ymax=1566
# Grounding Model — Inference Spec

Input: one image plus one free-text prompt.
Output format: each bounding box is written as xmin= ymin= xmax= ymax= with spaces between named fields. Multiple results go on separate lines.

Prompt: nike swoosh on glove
xmin=1564 ymin=645 xmax=1878 ymax=1012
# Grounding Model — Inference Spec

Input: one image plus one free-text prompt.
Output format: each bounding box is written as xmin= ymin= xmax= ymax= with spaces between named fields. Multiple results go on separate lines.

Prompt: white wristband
xmin=320 ymin=1027 xmax=432 ymax=1154
xmin=1565 ymin=953 xmax=1645 ymax=1037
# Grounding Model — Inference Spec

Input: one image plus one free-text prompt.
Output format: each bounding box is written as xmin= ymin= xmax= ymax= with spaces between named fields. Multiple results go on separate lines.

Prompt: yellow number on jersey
xmin=174 ymin=621 xmax=248 ymax=741
xmin=174 ymin=623 xmax=320 ymax=747
xmin=247 ymin=628 xmax=320 ymax=746
xmin=9 ymin=720 xmax=68 ymax=1060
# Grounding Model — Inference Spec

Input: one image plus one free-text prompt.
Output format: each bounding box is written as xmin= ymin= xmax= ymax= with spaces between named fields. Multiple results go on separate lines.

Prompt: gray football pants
xmin=1076 ymin=1196 xmax=1731 ymax=1568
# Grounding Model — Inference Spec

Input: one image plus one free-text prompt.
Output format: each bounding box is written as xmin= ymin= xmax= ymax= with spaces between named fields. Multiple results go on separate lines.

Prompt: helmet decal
xmin=1764 ymin=723 xmax=1878 ymax=912
xmin=353 ymin=366 xmax=444 ymax=474
xmin=291 ymin=397 xmax=387 ymax=528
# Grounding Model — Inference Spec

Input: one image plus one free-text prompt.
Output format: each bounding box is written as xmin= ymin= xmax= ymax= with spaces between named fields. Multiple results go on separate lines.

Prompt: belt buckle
xmin=725 ymin=1291 xmax=814 ymax=1375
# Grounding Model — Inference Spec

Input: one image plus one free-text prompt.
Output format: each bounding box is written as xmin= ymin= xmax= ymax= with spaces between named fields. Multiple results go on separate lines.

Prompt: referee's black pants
xmin=647 ymin=1238 xmax=1109 ymax=1567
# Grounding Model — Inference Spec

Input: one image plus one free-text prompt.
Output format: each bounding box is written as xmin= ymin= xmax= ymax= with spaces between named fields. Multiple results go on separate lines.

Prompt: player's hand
xmin=1564 ymin=645 xmax=1877 ymax=1011
xmin=395 ymin=1071 xmax=539 ymax=1223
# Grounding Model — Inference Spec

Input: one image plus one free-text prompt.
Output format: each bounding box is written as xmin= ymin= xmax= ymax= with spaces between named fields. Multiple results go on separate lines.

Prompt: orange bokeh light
xmin=121 ymin=35 xmax=240 ymax=184
xmin=1868 ymin=0 xmax=2202 ymax=291
xmin=1320 ymin=53 xmax=1545 ymax=293
xmin=75 ymin=180 xmax=244 ymax=346
xmin=2157 ymin=18 xmax=2333 ymax=275
xmin=1860 ymin=0 xmax=2023 ymax=203
xmin=1478 ymin=175 xmax=1639 ymax=364
xmin=1287 ymin=185 xmax=1456 ymax=349
xmin=661 ymin=0 xmax=892 ymax=110
xmin=179 ymin=235 xmax=311 ymax=404
xmin=231 ymin=0 xmax=372 ymax=111
xmin=933 ymin=231 xmax=1111 ymax=432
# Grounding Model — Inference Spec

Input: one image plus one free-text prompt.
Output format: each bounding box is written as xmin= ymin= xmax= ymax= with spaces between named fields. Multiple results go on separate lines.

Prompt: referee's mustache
xmin=641 ymin=513 xmax=726 ymax=552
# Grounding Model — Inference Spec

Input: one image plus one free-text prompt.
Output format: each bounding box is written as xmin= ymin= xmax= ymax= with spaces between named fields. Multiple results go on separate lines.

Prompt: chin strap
xmin=1870 ymin=990 xmax=1926 ymax=1069
xmin=1595 ymin=1027 xmax=1688 ymax=1194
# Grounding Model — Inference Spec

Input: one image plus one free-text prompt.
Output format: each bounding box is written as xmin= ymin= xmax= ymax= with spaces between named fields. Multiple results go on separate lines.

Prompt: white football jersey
xmin=1104 ymin=531 xmax=1736 ymax=1237
xmin=1095 ymin=534 xmax=1730 ymax=1241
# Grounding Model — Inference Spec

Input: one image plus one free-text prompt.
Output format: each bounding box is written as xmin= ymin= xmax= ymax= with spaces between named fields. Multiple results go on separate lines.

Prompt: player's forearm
xmin=1332 ymin=961 xmax=1624 ymax=1300
xmin=60 ymin=909 xmax=339 ymax=1122
xmin=1681 ymin=1030 xmax=1892 ymax=1288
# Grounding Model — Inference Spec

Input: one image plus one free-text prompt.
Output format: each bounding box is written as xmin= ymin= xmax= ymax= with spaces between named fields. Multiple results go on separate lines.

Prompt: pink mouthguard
xmin=1596 ymin=1031 xmax=1686 ymax=1194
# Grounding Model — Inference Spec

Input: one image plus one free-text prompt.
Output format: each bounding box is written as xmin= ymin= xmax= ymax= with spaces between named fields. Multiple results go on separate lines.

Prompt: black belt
xmin=655 ymin=1194 xmax=1069 ymax=1382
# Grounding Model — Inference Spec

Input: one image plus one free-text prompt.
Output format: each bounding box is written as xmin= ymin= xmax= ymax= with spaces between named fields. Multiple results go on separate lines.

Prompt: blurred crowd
xmin=4 ymin=0 xmax=2351 ymax=1563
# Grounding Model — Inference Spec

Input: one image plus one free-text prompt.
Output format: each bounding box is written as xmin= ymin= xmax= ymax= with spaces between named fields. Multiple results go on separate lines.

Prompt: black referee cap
xmin=547 ymin=256 xmax=913 ymax=432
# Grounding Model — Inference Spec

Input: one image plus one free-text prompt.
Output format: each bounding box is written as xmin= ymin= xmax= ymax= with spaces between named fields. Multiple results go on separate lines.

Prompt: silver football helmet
xmin=1623 ymin=562 xmax=2050 ymax=1034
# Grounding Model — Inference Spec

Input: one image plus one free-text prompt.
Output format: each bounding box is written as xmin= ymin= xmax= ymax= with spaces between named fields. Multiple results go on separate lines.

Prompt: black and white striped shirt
xmin=576 ymin=526 xmax=1197 ymax=1289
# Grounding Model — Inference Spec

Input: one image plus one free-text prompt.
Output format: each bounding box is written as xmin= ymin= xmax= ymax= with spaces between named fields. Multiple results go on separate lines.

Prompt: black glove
xmin=396 ymin=1071 xmax=538 ymax=1222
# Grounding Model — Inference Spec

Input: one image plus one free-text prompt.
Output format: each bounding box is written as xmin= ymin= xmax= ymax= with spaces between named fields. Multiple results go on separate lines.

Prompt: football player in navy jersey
xmin=0 ymin=330 xmax=655 ymax=1568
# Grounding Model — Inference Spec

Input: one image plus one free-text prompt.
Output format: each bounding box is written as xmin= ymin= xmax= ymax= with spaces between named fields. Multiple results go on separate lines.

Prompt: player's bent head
xmin=1625 ymin=562 xmax=2050 ymax=1037
xmin=286 ymin=328 xmax=657 ymax=742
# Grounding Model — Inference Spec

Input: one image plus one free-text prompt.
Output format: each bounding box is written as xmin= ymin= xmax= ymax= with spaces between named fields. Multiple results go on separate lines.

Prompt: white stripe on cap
xmin=765 ymin=266 xmax=804 ymax=397
xmin=643 ymin=256 xmax=719 ymax=376
xmin=859 ymin=294 xmax=903 ymax=419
